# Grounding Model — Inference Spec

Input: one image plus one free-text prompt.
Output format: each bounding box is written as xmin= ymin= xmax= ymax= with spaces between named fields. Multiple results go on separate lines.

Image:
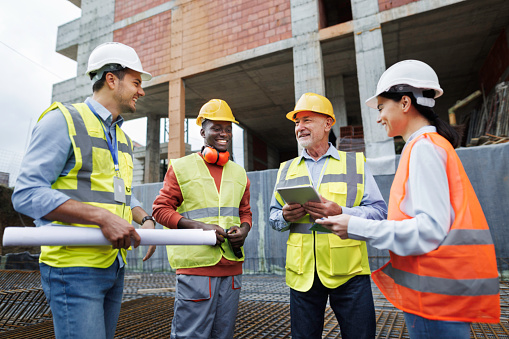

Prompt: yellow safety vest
xmin=39 ymin=102 xmax=133 ymax=268
xmin=166 ymin=153 xmax=247 ymax=269
xmin=274 ymin=152 xmax=370 ymax=292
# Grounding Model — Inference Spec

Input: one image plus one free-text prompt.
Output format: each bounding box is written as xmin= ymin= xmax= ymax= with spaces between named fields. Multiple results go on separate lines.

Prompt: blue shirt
xmin=269 ymin=143 xmax=387 ymax=231
xmin=12 ymin=97 xmax=141 ymax=227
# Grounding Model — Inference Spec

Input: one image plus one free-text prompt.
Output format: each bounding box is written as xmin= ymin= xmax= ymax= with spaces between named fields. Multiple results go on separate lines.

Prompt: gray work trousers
xmin=171 ymin=274 xmax=242 ymax=339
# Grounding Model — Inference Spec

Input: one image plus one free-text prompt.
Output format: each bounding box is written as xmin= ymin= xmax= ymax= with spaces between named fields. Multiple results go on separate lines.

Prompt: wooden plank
xmin=137 ymin=288 xmax=175 ymax=294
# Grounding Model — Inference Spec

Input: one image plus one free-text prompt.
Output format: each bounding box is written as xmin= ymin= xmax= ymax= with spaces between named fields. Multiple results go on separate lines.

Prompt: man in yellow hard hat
xmin=153 ymin=99 xmax=252 ymax=339
xmin=12 ymin=42 xmax=155 ymax=339
xmin=269 ymin=92 xmax=387 ymax=339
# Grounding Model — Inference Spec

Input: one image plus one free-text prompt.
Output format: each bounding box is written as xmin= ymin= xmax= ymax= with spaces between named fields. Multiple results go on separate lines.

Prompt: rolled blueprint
xmin=2 ymin=225 xmax=217 ymax=246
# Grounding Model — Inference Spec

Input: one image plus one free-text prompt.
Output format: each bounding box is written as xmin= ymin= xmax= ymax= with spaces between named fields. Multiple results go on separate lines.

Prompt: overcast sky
xmin=0 ymin=0 xmax=243 ymax=186
xmin=0 ymin=0 xmax=80 ymax=185
xmin=0 ymin=0 xmax=80 ymax=152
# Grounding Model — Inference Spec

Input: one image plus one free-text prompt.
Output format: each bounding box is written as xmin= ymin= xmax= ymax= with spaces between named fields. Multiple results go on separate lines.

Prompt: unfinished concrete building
xmin=54 ymin=0 xmax=509 ymax=182
xmin=1 ymin=1 xmax=508 ymax=337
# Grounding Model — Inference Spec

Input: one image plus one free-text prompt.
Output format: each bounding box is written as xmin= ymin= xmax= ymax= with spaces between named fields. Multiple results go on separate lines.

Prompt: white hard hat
xmin=86 ymin=42 xmax=152 ymax=82
xmin=366 ymin=60 xmax=443 ymax=109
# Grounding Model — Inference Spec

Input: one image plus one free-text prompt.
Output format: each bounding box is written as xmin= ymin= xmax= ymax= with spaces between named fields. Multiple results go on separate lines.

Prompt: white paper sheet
xmin=2 ymin=225 xmax=217 ymax=246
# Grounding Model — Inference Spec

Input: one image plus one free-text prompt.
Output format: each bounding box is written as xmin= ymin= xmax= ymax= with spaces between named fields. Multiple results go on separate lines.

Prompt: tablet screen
xmin=276 ymin=185 xmax=321 ymax=205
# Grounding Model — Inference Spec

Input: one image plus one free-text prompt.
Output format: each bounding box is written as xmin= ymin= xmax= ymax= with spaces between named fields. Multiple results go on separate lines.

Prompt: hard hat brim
xmin=365 ymin=95 xmax=378 ymax=109
xmin=286 ymin=109 xmax=336 ymax=126
xmin=196 ymin=116 xmax=239 ymax=126
xmin=86 ymin=66 xmax=152 ymax=82
xmin=140 ymin=71 xmax=152 ymax=81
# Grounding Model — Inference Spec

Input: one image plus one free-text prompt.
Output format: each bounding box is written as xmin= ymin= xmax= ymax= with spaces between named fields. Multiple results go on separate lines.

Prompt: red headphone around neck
xmin=201 ymin=145 xmax=230 ymax=166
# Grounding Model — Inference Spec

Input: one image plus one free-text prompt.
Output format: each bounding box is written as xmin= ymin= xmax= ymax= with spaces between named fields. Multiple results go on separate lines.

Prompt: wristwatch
xmin=141 ymin=215 xmax=156 ymax=226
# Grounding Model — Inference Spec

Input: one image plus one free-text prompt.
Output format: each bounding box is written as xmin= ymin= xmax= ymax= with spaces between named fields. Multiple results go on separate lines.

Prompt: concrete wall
xmin=128 ymin=142 xmax=509 ymax=275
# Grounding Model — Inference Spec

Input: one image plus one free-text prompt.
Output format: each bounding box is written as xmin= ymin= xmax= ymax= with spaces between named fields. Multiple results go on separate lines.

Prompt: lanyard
xmin=307 ymin=156 xmax=330 ymax=189
xmin=86 ymin=102 xmax=120 ymax=175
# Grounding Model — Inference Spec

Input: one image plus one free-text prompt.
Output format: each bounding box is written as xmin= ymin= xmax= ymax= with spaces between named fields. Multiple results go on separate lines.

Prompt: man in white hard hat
xmin=269 ymin=93 xmax=387 ymax=339
xmin=153 ymin=99 xmax=252 ymax=339
xmin=12 ymin=42 xmax=156 ymax=339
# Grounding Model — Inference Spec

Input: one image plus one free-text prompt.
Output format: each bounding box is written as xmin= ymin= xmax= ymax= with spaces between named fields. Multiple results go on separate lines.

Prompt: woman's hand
xmin=315 ymin=214 xmax=351 ymax=239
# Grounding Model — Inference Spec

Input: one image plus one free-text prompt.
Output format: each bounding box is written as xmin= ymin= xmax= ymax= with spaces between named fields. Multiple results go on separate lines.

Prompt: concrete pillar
xmin=291 ymin=0 xmax=325 ymax=97
xmin=144 ymin=115 xmax=161 ymax=183
xmin=290 ymin=0 xmax=325 ymax=153
xmin=167 ymin=5 xmax=186 ymax=160
xmin=74 ymin=0 xmax=116 ymax=101
xmin=168 ymin=78 xmax=185 ymax=160
xmin=244 ymin=129 xmax=254 ymax=172
xmin=352 ymin=0 xmax=395 ymax=174
xmin=326 ymin=75 xmax=348 ymax=144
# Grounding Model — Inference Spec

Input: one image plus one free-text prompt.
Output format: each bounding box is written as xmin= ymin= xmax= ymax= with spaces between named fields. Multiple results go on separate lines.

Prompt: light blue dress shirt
xmin=269 ymin=143 xmax=388 ymax=231
xmin=12 ymin=97 xmax=141 ymax=227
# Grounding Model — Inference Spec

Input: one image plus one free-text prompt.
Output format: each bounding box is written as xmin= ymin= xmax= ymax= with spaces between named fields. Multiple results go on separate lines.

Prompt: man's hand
xmin=226 ymin=223 xmax=250 ymax=248
xmin=303 ymin=196 xmax=342 ymax=220
xmin=177 ymin=218 xmax=227 ymax=246
xmin=282 ymin=203 xmax=307 ymax=222
xmin=98 ymin=213 xmax=141 ymax=249
xmin=140 ymin=219 xmax=156 ymax=261
xmin=44 ymin=199 xmax=141 ymax=250
xmin=314 ymin=214 xmax=351 ymax=239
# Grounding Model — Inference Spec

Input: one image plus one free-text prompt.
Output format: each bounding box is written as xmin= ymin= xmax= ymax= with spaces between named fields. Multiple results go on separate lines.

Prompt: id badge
xmin=113 ymin=176 xmax=126 ymax=204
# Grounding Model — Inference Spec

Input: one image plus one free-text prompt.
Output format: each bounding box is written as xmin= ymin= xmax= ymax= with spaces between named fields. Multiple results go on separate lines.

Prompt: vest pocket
xmin=327 ymin=183 xmax=348 ymax=205
xmin=286 ymin=233 xmax=303 ymax=274
xmin=120 ymin=153 xmax=133 ymax=188
xmin=328 ymin=235 xmax=363 ymax=275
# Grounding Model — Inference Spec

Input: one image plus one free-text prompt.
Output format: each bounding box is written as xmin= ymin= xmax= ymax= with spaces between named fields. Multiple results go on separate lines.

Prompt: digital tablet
xmin=276 ymin=185 xmax=321 ymax=205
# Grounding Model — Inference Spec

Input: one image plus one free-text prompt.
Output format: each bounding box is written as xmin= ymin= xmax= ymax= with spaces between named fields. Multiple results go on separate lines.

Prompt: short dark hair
xmin=201 ymin=118 xmax=212 ymax=129
xmin=91 ymin=68 xmax=128 ymax=92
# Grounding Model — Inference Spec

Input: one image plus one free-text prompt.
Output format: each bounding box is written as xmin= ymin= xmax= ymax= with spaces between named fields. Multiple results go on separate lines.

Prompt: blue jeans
xmin=404 ymin=312 xmax=471 ymax=339
xmin=290 ymin=274 xmax=376 ymax=339
xmin=40 ymin=259 xmax=125 ymax=339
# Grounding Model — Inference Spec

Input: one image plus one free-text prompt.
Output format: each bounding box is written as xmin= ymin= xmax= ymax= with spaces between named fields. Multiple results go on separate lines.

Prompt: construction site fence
xmin=129 ymin=142 xmax=509 ymax=278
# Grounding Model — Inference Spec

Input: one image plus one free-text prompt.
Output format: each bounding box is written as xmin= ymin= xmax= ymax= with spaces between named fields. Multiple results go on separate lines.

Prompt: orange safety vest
xmin=372 ymin=132 xmax=500 ymax=323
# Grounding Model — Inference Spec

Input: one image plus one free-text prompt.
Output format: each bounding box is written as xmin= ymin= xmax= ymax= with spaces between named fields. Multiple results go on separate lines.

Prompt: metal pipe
xmin=448 ymin=90 xmax=482 ymax=125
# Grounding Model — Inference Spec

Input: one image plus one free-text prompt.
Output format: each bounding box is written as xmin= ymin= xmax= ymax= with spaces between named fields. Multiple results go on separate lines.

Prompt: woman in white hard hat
xmin=316 ymin=60 xmax=500 ymax=338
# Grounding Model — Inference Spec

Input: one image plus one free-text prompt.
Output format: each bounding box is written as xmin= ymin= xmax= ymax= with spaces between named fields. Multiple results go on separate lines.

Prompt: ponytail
xmin=432 ymin=117 xmax=460 ymax=148
xmin=379 ymin=91 xmax=460 ymax=148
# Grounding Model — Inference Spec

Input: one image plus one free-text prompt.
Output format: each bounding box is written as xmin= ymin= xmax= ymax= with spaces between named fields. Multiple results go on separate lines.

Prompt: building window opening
xmin=319 ymin=0 xmax=353 ymax=29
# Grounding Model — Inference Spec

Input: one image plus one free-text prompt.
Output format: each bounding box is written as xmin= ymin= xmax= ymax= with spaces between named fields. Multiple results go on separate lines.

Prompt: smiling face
xmin=376 ymin=96 xmax=407 ymax=138
xmin=200 ymin=120 xmax=233 ymax=152
xmin=113 ymin=68 xmax=145 ymax=113
xmin=294 ymin=111 xmax=332 ymax=150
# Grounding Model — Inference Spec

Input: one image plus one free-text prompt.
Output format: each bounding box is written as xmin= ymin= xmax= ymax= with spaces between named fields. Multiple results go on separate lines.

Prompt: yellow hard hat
xmin=286 ymin=92 xmax=335 ymax=126
xmin=196 ymin=99 xmax=239 ymax=126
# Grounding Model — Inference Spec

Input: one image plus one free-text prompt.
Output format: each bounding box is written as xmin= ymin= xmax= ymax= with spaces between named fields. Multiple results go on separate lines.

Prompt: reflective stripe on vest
xmin=381 ymin=263 xmax=499 ymax=296
xmin=181 ymin=207 xmax=240 ymax=220
xmin=39 ymin=102 xmax=134 ymax=269
xmin=166 ymin=153 xmax=247 ymax=269
xmin=54 ymin=103 xmax=132 ymax=206
xmin=372 ymin=132 xmax=500 ymax=323
xmin=277 ymin=153 xmax=362 ymax=207
xmin=274 ymin=152 xmax=370 ymax=292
